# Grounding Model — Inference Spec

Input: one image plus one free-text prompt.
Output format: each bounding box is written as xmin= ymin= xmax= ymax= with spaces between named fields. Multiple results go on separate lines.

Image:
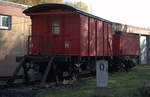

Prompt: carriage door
xmin=47 ymin=16 xmax=64 ymax=55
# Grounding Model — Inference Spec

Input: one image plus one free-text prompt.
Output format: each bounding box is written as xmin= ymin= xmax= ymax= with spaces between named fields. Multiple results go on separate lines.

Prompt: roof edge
xmin=23 ymin=3 xmax=112 ymax=23
xmin=23 ymin=3 xmax=76 ymax=13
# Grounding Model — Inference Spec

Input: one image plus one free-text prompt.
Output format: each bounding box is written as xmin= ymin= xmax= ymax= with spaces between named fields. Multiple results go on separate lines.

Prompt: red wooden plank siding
xmin=89 ymin=18 xmax=96 ymax=56
xmin=97 ymin=20 xmax=103 ymax=56
xmin=95 ymin=20 xmax=98 ymax=59
xmin=112 ymin=34 xmax=120 ymax=56
xmin=80 ymin=15 xmax=88 ymax=56
xmin=120 ymin=32 xmax=139 ymax=56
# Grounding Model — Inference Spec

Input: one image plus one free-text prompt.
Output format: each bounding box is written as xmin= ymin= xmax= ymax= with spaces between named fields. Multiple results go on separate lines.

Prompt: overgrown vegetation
xmin=38 ymin=66 xmax=150 ymax=97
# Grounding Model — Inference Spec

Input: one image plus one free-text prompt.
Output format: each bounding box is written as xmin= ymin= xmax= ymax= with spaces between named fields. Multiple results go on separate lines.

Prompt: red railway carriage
xmin=113 ymin=31 xmax=139 ymax=56
xmin=8 ymin=4 xmax=139 ymax=84
xmin=24 ymin=3 xmax=113 ymax=58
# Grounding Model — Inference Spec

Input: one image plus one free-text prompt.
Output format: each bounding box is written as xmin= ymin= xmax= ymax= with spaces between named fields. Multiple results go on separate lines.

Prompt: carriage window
xmin=52 ymin=19 xmax=60 ymax=34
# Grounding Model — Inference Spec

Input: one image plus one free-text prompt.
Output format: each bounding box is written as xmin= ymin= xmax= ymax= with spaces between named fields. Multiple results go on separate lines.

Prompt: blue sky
xmin=64 ymin=0 xmax=150 ymax=28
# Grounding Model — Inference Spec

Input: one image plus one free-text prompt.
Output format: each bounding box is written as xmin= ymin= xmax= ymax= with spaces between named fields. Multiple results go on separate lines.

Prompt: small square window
xmin=52 ymin=19 xmax=60 ymax=34
xmin=0 ymin=15 xmax=11 ymax=30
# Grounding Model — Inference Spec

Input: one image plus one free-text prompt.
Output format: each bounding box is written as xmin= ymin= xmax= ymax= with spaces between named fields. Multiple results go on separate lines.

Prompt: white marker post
xmin=95 ymin=60 xmax=109 ymax=96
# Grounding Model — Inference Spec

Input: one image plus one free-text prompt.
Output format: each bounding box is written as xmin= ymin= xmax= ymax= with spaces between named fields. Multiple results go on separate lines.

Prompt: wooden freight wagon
xmin=113 ymin=31 xmax=139 ymax=56
xmin=24 ymin=3 xmax=113 ymax=59
xmin=8 ymin=3 xmax=140 ymax=84
xmin=112 ymin=23 xmax=150 ymax=65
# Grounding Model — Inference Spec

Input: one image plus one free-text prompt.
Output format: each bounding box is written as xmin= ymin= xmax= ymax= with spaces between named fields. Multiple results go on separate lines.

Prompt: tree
xmin=44 ymin=0 xmax=63 ymax=3
xmin=7 ymin=0 xmax=89 ymax=12
xmin=73 ymin=1 xmax=89 ymax=11
xmin=7 ymin=0 xmax=46 ymax=6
